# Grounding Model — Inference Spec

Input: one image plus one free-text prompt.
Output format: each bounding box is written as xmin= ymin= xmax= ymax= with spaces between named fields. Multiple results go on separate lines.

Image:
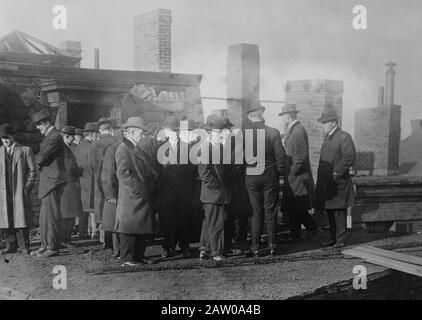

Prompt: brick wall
xmin=134 ymin=8 xmax=171 ymax=72
xmin=354 ymin=105 xmax=401 ymax=175
xmin=284 ymin=80 xmax=344 ymax=177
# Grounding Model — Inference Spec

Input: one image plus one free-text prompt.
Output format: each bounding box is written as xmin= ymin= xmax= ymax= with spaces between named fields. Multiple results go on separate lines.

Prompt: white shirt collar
xmin=288 ymin=120 xmax=299 ymax=131
xmin=45 ymin=125 xmax=55 ymax=135
xmin=328 ymin=125 xmax=338 ymax=136
xmin=6 ymin=142 xmax=15 ymax=154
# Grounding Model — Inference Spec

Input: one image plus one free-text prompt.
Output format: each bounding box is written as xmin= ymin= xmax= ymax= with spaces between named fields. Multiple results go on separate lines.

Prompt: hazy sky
xmin=1 ymin=0 xmax=421 ymax=137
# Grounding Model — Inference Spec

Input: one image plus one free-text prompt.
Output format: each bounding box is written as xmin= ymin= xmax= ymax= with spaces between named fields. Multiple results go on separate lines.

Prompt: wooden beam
xmin=358 ymin=246 xmax=422 ymax=266
xmin=342 ymin=247 xmax=422 ymax=277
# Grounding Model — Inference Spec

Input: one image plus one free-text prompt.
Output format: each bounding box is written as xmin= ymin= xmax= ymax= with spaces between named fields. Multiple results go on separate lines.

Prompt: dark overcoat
xmin=61 ymin=144 xmax=83 ymax=218
xmin=0 ymin=143 xmax=36 ymax=229
xmin=198 ymin=141 xmax=231 ymax=205
xmin=90 ymin=134 xmax=120 ymax=221
xmin=282 ymin=121 xmax=315 ymax=212
xmin=115 ymin=138 xmax=154 ymax=235
xmin=73 ymin=139 xmax=94 ymax=211
xmin=314 ymin=127 xmax=356 ymax=210
xmin=155 ymin=138 xmax=198 ymax=207
xmin=100 ymin=141 xmax=119 ymax=232
xmin=35 ymin=127 xmax=67 ymax=199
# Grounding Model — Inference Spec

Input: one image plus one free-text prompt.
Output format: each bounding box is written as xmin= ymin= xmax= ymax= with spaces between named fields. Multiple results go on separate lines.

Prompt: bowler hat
xmin=60 ymin=125 xmax=75 ymax=135
xmin=163 ymin=115 xmax=180 ymax=131
xmin=222 ymin=117 xmax=234 ymax=129
xmin=122 ymin=117 xmax=149 ymax=131
xmin=318 ymin=106 xmax=339 ymax=123
xmin=83 ymin=122 xmax=99 ymax=132
xmin=278 ymin=104 xmax=300 ymax=116
xmin=203 ymin=114 xmax=226 ymax=130
xmin=245 ymin=101 xmax=265 ymax=114
xmin=98 ymin=117 xmax=112 ymax=127
xmin=75 ymin=128 xmax=83 ymax=136
xmin=0 ymin=123 xmax=16 ymax=137
xmin=31 ymin=109 xmax=50 ymax=124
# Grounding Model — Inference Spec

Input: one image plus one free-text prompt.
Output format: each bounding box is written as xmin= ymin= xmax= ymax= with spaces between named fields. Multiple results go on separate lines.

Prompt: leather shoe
xmin=321 ymin=240 xmax=336 ymax=247
xmin=1 ymin=248 xmax=17 ymax=255
xmin=37 ymin=249 xmax=59 ymax=258
xmin=212 ymin=255 xmax=226 ymax=262
xmin=333 ymin=242 xmax=346 ymax=249
xmin=30 ymin=248 xmax=46 ymax=256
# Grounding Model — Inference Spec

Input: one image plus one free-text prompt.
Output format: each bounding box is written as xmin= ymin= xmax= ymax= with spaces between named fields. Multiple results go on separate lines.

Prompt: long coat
xmin=100 ymin=141 xmax=119 ymax=232
xmin=36 ymin=127 xmax=67 ymax=199
xmin=0 ymin=143 xmax=36 ymax=229
xmin=314 ymin=127 xmax=356 ymax=210
xmin=60 ymin=144 xmax=83 ymax=219
xmin=73 ymin=139 xmax=94 ymax=211
xmin=198 ymin=141 xmax=231 ymax=205
xmin=115 ymin=138 xmax=154 ymax=235
xmin=282 ymin=121 xmax=314 ymax=212
xmin=90 ymin=134 xmax=120 ymax=221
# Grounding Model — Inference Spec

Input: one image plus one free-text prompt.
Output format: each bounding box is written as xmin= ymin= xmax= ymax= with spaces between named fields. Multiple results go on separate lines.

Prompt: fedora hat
xmin=83 ymin=122 xmax=99 ymax=132
xmin=31 ymin=109 xmax=50 ymax=124
xmin=60 ymin=125 xmax=75 ymax=136
xmin=245 ymin=100 xmax=265 ymax=114
xmin=74 ymin=128 xmax=83 ymax=136
xmin=203 ymin=114 xmax=226 ymax=130
xmin=98 ymin=117 xmax=112 ymax=127
xmin=318 ymin=106 xmax=339 ymax=123
xmin=163 ymin=115 xmax=180 ymax=131
xmin=222 ymin=117 xmax=234 ymax=129
xmin=121 ymin=117 xmax=149 ymax=131
xmin=278 ymin=104 xmax=300 ymax=116
xmin=0 ymin=123 xmax=16 ymax=137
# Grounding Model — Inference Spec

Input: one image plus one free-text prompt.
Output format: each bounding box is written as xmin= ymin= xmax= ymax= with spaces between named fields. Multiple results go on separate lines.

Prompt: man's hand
xmin=107 ymin=198 xmax=117 ymax=205
xmin=333 ymin=172 xmax=340 ymax=181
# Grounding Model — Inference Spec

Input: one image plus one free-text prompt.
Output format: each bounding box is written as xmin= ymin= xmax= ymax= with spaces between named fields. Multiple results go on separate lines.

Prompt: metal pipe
xmin=201 ymin=96 xmax=285 ymax=104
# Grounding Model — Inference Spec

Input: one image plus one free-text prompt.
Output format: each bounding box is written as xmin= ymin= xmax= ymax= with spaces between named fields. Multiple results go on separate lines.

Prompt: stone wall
xmin=284 ymin=79 xmax=344 ymax=177
xmin=134 ymin=8 xmax=172 ymax=72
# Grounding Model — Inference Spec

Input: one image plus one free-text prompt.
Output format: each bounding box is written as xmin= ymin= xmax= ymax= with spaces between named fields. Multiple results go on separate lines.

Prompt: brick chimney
xmin=385 ymin=62 xmax=396 ymax=105
xmin=134 ymin=8 xmax=172 ymax=72
xmin=59 ymin=40 xmax=82 ymax=67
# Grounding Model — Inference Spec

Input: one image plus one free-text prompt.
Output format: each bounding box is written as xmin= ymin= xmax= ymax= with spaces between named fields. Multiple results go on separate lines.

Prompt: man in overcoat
xmin=59 ymin=126 xmax=83 ymax=246
xmin=156 ymin=116 xmax=198 ymax=258
xmin=314 ymin=106 xmax=356 ymax=248
xmin=30 ymin=109 xmax=67 ymax=258
xmin=0 ymin=124 xmax=36 ymax=254
xmin=244 ymin=101 xmax=286 ymax=257
xmin=198 ymin=115 xmax=231 ymax=262
xmin=73 ymin=122 xmax=98 ymax=239
xmin=115 ymin=117 xmax=154 ymax=266
xmin=90 ymin=117 xmax=119 ymax=248
xmin=279 ymin=104 xmax=319 ymax=240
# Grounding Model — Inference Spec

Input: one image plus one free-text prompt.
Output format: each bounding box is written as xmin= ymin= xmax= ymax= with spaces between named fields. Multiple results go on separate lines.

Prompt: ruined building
xmin=0 ymin=9 xmax=204 ymax=151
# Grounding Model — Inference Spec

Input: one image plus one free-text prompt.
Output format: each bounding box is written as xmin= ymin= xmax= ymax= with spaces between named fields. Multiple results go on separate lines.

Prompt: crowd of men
xmin=0 ymin=101 xmax=356 ymax=267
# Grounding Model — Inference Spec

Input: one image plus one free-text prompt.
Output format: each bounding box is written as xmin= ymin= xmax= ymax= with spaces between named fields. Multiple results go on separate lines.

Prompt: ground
xmin=0 ymin=228 xmax=421 ymax=300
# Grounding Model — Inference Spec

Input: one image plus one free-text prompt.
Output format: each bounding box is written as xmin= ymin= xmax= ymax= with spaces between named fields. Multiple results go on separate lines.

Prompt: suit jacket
xmin=0 ymin=143 xmax=36 ymax=228
xmin=115 ymin=138 xmax=154 ymax=235
xmin=314 ymin=127 xmax=356 ymax=209
xmin=244 ymin=120 xmax=286 ymax=176
xmin=61 ymin=144 xmax=83 ymax=218
xmin=282 ymin=121 xmax=314 ymax=212
xmin=73 ymin=139 xmax=94 ymax=211
xmin=90 ymin=134 xmax=120 ymax=220
xmin=198 ymin=141 xmax=231 ymax=205
xmin=35 ymin=127 xmax=66 ymax=199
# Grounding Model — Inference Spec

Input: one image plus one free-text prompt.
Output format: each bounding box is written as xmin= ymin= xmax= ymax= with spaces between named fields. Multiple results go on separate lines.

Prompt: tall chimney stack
xmin=94 ymin=48 xmax=99 ymax=69
xmin=385 ymin=62 xmax=396 ymax=105
xmin=134 ymin=8 xmax=172 ymax=72
xmin=378 ymin=86 xmax=384 ymax=106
